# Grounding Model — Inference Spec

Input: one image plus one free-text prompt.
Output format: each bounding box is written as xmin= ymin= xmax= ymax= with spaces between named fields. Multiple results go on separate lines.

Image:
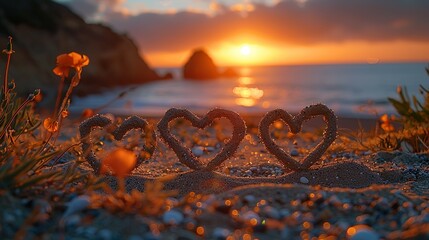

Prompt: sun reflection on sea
xmin=238 ymin=76 xmax=254 ymax=85
xmin=233 ymin=76 xmax=264 ymax=107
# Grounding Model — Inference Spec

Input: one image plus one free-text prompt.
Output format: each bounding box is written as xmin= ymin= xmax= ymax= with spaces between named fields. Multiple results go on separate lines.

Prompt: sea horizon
xmin=71 ymin=62 xmax=429 ymax=118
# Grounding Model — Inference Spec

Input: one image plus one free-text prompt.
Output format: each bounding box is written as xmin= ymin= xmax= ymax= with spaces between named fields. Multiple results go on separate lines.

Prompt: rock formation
xmin=183 ymin=49 xmax=238 ymax=80
xmin=0 ymin=0 xmax=161 ymax=98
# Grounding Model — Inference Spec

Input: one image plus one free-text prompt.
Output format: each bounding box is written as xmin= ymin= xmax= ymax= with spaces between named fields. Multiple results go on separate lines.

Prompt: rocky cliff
xmin=0 ymin=0 xmax=161 ymax=98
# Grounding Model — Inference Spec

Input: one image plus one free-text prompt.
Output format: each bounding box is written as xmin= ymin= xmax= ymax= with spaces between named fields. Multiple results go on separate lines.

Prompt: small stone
xmin=84 ymin=227 xmax=97 ymax=237
xmin=98 ymin=229 xmax=112 ymax=240
xmin=212 ymin=227 xmax=231 ymax=239
xmin=241 ymin=211 xmax=261 ymax=223
xmin=244 ymin=195 xmax=256 ymax=204
xmin=62 ymin=195 xmax=90 ymax=219
xmin=280 ymin=209 xmax=291 ymax=218
xmin=347 ymin=225 xmax=379 ymax=240
xmin=206 ymin=147 xmax=215 ymax=152
xmin=64 ymin=215 xmax=81 ymax=228
xmin=127 ymin=236 xmax=143 ymax=240
xmin=162 ymin=210 xmax=184 ymax=225
xmin=3 ymin=213 xmax=15 ymax=223
xmin=281 ymin=228 xmax=291 ymax=239
xmin=142 ymin=233 xmax=160 ymax=240
xmin=329 ymin=195 xmax=340 ymax=203
xmin=300 ymin=176 xmax=309 ymax=184
xmin=290 ymin=149 xmax=299 ymax=156
xmin=263 ymin=206 xmax=281 ymax=219
xmin=362 ymin=151 xmax=372 ymax=156
xmin=192 ymin=146 xmax=204 ymax=157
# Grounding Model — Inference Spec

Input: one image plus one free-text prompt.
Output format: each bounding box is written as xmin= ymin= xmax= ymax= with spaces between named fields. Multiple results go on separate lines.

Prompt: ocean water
xmin=71 ymin=63 xmax=428 ymax=118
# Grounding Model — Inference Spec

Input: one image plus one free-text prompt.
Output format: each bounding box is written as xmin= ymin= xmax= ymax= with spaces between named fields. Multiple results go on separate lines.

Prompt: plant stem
xmin=53 ymin=77 xmax=65 ymax=118
xmin=57 ymin=78 xmax=76 ymax=121
xmin=0 ymin=98 xmax=31 ymax=140
xmin=2 ymin=53 xmax=10 ymax=98
xmin=118 ymin=177 xmax=126 ymax=192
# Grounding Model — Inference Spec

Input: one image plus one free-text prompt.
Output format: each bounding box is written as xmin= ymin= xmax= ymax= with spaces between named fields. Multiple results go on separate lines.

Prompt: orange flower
xmin=53 ymin=52 xmax=89 ymax=77
xmin=61 ymin=109 xmax=69 ymax=118
xmin=43 ymin=117 xmax=59 ymax=133
xmin=380 ymin=114 xmax=395 ymax=132
xmin=101 ymin=148 xmax=137 ymax=178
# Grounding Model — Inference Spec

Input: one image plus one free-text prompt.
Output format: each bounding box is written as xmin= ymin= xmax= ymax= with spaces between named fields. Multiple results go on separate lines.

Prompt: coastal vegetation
xmin=0 ymin=35 xmax=428 ymax=238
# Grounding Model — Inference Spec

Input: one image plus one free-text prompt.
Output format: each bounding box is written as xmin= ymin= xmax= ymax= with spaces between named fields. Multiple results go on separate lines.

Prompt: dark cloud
xmin=68 ymin=0 xmax=429 ymax=52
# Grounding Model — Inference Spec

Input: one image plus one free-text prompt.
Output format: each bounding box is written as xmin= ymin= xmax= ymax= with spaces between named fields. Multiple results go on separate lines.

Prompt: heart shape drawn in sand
xmin=158 ymin=108 xmax=246 ymax=171
xmin=259 ymin=104 xmax=337 ymax=171
xmin=79 ymin=114 xmax=156 ymax=174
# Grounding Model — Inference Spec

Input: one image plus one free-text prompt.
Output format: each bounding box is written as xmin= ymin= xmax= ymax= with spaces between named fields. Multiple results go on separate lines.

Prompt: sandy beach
xmin=36 ymin=112 xmax=427 ymax=239
xmin=2 ymin=1 xmax=429 ymax=239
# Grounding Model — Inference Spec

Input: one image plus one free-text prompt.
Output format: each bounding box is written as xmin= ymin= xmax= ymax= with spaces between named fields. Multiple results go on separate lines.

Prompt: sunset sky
xmin=59 ymin=0 xmax=429 ymax=67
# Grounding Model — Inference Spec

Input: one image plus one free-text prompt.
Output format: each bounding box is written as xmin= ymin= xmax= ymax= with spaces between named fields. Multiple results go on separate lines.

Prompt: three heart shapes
xmin=79 ymin=104 xmax=337 ymax=174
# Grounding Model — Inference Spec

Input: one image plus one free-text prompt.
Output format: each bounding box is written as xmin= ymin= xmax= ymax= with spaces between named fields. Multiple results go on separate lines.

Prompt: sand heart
xmin=259 ymin=104 xmax=337 ymax=171
xmin=158 ymin=108 xmax=246 ymax=171
xmin=79 ymin=114 xmax=156 ymax=174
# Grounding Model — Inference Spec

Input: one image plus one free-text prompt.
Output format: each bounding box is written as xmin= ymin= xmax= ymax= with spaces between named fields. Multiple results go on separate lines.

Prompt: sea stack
xmin=183 ymin=49 xmax=238 ymax=80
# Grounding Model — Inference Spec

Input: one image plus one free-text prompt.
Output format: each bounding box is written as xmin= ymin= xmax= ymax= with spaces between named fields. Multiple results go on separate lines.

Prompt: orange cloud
xmin=103 ymin=0 xmax=429 ymax=52
xmin=66 ymin=0 xmax=429 ymax=65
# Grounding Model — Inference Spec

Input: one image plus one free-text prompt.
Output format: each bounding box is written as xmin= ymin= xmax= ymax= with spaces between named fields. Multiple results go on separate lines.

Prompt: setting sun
xmin=240 ymin=44 xmax=251 ymax=56
xmin=211 ymin=43 xmax=275 ymax=66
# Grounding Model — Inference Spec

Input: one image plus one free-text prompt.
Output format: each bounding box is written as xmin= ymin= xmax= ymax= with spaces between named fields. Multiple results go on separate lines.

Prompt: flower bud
xmin=34 ymin=89 xmax=41 ymax=96
xmin=27 ymin=94 xmax=35 ymax=101
xmin=397 ymin=86 xmax=402 ymax=94
xmin=7 ymin=81 xmax=15 ymax=90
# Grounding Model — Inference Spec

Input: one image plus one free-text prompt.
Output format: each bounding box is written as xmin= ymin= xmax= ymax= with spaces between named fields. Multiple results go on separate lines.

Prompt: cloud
xmin=67 ymin=0 xmax=429 ymax=52
xmin=65 ymin=0 xmax=127 ymax=20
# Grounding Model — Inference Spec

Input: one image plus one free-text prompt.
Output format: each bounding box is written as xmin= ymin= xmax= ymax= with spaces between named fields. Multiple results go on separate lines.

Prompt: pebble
xmin=281 ymin=228 xmax=291 ymax=239
xmin=162 ymin=210 xmax=184 ymax=225
xmin=142 ymin=233 xmax=160 ymax=240
xmin=362 ymin=150 xmax=372 ymax=156
xmin=280 ymin=209 xmax=291 ymax=218
xmin=263 ymin=206 xmax=281 ymax=219
xmin=300 ymin=176 xmax=309 ymax=184
xmin=62 ymin=195 xmax=90 ymax=219
xmin=206 ymin=147 xmax=215 ymax=152
xmin=241 ymin=211 xmax=260 ymax=223
xmin=84 ymin=227 xmax=97 ymax=237
xmin=290 ymin=149 xmax=299 ymax=156
xmin=244 ymin=195 xmax=256 ymax=204
xmin=127 ymin=235 xmax=143 ymax=240
xmin=347 ymin=225 xmax=379 ymax=240
xmin=64 ymin=215 xmax=81 ymax=228
xmin=212 ymin=227 xmax=231 ymax=239
xmin=192 ymin=146 xmax=204 ymax=157
xmin=98 ymin=229 xmax=112 ymax=240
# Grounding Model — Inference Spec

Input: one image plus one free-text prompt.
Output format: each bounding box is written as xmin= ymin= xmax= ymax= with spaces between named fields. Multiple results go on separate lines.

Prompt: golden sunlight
xmin=233 ymin=86 xmax=264 ymax=107
xmin=240 ymin=44 xmax=251 ymax=56
xmin=212 ymin=42 xmax=275 ymax=66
